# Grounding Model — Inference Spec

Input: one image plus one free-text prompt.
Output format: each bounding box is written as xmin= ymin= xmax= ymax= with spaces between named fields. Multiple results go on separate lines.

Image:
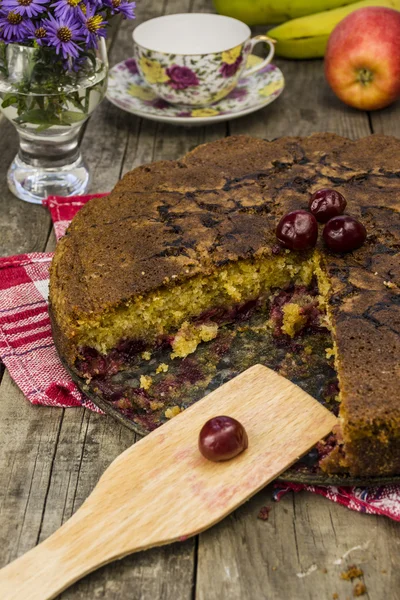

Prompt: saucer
xmin=106 ymin=55 xmax=284 ymax=126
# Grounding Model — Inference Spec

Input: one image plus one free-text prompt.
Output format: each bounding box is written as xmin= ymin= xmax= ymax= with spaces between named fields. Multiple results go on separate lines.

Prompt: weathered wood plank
xmin=197 ymin=485 xmax=400 ymax=600
xmin=0 ymin=37 xmax=59 ymax=574
xmin=27 ymin=3 xmax=200 ymax=600
xmin=231 ymin=58 xmax=371 ymax=140
xmin=0 ymin=7 xmax=129 ymax=578
xmin=0 ymin=119 xmax=51 ymax=257
xmin=80 ymin=16 xmax=139 ymax=193
xmin=0 ymin=375 xmax=63 ymax=564
xmin=369 ymin=102 xmax=400 ymax=138
xmin=55 ymin=2 xmax=228 ymax=596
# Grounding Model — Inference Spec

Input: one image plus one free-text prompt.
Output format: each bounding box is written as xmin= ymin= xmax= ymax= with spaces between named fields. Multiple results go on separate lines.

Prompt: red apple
xmin=324 ymin=7 xmax=400 ymax=111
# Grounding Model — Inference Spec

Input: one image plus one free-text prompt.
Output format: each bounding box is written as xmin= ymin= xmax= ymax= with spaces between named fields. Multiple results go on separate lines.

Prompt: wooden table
xmin=1 ymin=1 xmax=400 ymax=599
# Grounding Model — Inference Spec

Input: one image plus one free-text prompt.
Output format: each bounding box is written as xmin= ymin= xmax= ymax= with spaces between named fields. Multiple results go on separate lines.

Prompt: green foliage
xmin=0 ymin=45 xmax=107 ymax=130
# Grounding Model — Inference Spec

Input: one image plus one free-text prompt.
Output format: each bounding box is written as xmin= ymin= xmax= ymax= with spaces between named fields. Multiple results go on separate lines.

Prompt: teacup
xmin=132 ymin=13 xmax=275 ymax=107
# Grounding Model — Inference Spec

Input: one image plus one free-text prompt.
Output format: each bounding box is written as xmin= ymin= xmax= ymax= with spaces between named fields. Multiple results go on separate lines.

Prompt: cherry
xmin=323 ymin=216 xmax=366 ymax=253
xmin=198 ymin=416 xmax=248 ymax=462
xmin=276 ymin=210 xmax=318 ymax=251
xmin=309 ymin=189 xmax=347 ymax=223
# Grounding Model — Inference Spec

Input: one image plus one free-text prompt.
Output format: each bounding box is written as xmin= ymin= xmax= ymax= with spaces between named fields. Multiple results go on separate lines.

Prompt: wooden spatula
xmin=0 ymin=365 xmax=337 ymax=600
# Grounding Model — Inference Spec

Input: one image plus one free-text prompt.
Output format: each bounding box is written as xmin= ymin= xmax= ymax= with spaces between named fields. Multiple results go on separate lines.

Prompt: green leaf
xmin=14 ymin=108 xmax=87 ymax=128
xmin=35 ymin=123 xmax=53 ymax=133
xmin=69 ymin=94 xmax=87 ymax=113
xmin=14 ymin=109 xmax=63 ymax=126
xmin=1 ymin=94 xmax=18 ymax=109
xmin=60 ymin=111 xmax=87 ymax=125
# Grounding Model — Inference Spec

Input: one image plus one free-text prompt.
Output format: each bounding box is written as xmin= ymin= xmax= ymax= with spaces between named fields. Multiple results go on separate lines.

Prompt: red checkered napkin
xmin=0 ymin=193 xmax=400 ymax=521
xmin=274 ymin=482 xmax=400 ymax=521
xmin=0 ymin=194 xmax=105 ymax=411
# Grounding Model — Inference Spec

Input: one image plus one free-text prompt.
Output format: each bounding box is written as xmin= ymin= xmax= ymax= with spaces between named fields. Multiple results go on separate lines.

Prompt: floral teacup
xmin=133 ymin=13 xmax=275 ymax=107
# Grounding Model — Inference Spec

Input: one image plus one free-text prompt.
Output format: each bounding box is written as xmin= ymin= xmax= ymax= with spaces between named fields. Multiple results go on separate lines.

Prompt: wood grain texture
xmin=0 ymin=366 xmax=337 ymax=600
xmin=9 ymin=4 xmax=199 ymax=600
xmin=0 ymin=118 xmax=51 ymax=257
xmin=231 ymin=57 xmax=371 ymax=140
xmin=196 ymin=485 xmax=400 ymax=600
xmin=0 ymin=375 xmax=63 ymax=565
xmin=370 ymin=101 xmax=400 ymax=137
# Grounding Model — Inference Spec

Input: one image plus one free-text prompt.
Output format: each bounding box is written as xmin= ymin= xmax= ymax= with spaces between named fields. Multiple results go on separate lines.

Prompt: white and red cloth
xmin=0 ymin=195 xmax=104 ymax=412
xmin=0 ymin=193 xmax=399 ymax=521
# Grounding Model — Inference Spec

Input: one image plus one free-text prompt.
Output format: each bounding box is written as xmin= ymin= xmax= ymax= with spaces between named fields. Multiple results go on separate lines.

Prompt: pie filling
xmin=73 ymin=252 xmax=344 ymax=471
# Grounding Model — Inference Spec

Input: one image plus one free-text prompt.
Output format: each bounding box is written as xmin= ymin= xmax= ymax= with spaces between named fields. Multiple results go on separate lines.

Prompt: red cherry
xmin=309 ymin=189 xmax=347 ymax=223
xmin=276 ymin=210 xmax=318 ymax=251
xmin=198 ymin=416 xmax=248 ymax=462
xmin=323 ymin=216 xmax=367 ymax=252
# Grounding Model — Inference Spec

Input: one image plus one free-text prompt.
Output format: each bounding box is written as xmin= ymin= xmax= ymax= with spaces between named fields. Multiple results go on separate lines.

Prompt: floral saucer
xmin=106 ymin=55 xmax=284 ymax=126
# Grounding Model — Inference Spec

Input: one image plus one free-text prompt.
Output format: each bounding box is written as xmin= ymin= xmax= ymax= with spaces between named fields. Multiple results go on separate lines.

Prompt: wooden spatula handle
xmin=0 ymin=511 xmax=114 ymax=600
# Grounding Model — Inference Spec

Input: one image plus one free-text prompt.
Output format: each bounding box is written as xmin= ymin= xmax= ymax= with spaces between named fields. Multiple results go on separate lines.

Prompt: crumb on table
xmin=340 ymin=565 xmax=364 ymax=581
xmin=353 ymin=582 xmax=367 ymax=597
xmin=257 ymin=506 xmax=271 ymax=521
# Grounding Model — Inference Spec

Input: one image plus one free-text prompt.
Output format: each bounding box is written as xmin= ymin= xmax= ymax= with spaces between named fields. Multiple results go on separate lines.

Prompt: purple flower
xmin=2 ymin=0 xmax=48 ymax=18
xmin=42 ymin=13 xmax=84 ymax=59
xmin=0 ymin=9 xmax=28 ymax=41
xmin=104 ymin=0 xmax=135 ymax=19
xmin=220 ymin=56 xmax=243 ymax=78
xmin=166 ymin=65 xmax=199 ymax=90
xmin=78 ymin=3 xmax=107 ymax=48
xmin=24 ymin=19 xmax=48 ymax=44
xmin=125 ymin=57 xmax=138 ymax=74
xmin=51 ymin=0 xmax=84 ymax=20
xmin=63 ymin=54 xmax=87 ymax=72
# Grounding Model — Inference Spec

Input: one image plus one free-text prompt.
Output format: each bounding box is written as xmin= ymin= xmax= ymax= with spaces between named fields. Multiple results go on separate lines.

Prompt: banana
xmin=213 ymin=0 xmax=362 ymax=25
xmin=268 ymin=0 xmax=400 ymax=58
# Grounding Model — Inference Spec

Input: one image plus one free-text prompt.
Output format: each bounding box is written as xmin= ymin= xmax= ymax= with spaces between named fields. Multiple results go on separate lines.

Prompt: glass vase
xmin=0 ymin=40 xmax=108 ymax=204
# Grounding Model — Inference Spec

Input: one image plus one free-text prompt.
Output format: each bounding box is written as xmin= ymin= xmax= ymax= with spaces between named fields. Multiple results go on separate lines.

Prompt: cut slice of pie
xmin=49 ymin=133 xmax=400 ymax=477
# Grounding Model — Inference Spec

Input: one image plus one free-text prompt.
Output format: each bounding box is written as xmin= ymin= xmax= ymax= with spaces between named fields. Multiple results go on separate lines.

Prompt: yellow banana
xmin=269 ymin=0 xmax=400 ymax=58
xmin=213 ymin=0 xmax=362 ymax=25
